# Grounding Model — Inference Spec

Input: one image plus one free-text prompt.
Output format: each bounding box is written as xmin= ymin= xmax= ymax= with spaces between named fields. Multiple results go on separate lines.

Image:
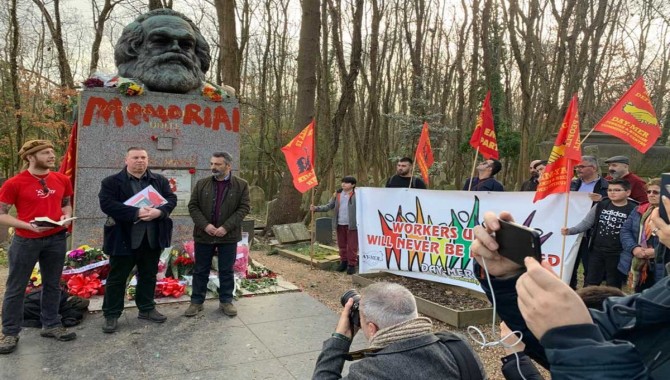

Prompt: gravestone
xmin=72 ymin=89 xmax=240 ymax=247
xmin=315 ymin=217 xmax=333 ymax=245
xmin=289 ymin=223 xmax=311 ymax=241
xmin=272 ymin=223 xmax=311 ymax=244
xmin=249 ymin=185 xmax=265 ymax=215
xmin=241 ymin=219 xmax=255 ymax=237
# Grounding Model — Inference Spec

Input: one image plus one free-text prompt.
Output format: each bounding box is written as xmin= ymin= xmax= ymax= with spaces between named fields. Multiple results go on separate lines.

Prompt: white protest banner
xmin=356 ymin=188 xmax=593 ymax=292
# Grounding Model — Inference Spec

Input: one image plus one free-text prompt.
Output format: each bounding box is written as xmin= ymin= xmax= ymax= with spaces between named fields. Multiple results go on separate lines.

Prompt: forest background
xmin=1 ymin=0 xmax=670 ymax=226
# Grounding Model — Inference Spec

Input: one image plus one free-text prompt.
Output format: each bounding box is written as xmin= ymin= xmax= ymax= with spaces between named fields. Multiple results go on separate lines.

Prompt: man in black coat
xmin=98 ymin=147 xmax=177 ymax=333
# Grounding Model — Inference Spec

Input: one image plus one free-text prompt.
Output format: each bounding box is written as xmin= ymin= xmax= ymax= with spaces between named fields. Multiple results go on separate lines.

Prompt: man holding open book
xmin=0 ymin=140 xmax=76 ymax=354
xmin=98 ymin=147 xmax=177 ymax=333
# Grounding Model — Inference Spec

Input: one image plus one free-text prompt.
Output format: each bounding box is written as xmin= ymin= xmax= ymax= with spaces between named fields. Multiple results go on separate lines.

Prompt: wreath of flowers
xmin=82 ymin=73 xmax=235 ymax=102
xmin=65 ymin=245 xmax=108 ymax=269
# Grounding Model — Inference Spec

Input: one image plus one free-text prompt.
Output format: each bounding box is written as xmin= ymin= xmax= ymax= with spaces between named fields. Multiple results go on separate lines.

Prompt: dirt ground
xmin=250 ymin=250 xmax=550 ymax=379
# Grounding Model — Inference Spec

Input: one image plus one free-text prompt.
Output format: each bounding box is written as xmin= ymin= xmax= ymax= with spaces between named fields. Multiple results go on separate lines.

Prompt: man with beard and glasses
xmin=184 ymin=152 xmax=250 ymax=318
xmin=604 ymin=155 xmax=647 ymax=204
xmin=98 ymin=147 xmax=177 ymax=333
xmin=385 ymin=157 xmax=427 ymax=189
xmin=114 ymin=9 xmax=212 ymax=94
xmin=0 ymin=140 xmax=76 ymax=354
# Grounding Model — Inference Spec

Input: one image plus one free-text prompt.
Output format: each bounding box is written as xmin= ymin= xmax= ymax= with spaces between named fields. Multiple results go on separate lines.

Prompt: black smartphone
xmin=660 ymin=173 xmax=670 ymax=223
xmin=495 ymin=219 xmax=542 ymax=266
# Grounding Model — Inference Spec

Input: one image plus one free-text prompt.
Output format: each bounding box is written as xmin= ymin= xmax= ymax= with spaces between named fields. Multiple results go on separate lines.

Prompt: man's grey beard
xmin=120 ymin=52 xmax=204 ymax=93
xmin=609 ymin=170 xmax=623 ymax=179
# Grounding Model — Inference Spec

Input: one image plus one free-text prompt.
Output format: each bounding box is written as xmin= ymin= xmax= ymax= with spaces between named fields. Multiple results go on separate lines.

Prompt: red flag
xmin=59 ymin=120 xmax=78 ymax=187
xmin=534 ymin=95 xmax=582 ymax=203
xmin=415 ymin=122 xmax=434 ymax=185
xmin=469 ymin=91 xmax=499 ymax=159
xmin=593 ymin=77 xmax=661 ymax=153
xmin=281 ymin=120 xmax=318 ymax=193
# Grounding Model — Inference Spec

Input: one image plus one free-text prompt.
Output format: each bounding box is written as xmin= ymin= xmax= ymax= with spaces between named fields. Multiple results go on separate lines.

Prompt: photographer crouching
xmin=312 ymin=282 xmax=485 ymax=379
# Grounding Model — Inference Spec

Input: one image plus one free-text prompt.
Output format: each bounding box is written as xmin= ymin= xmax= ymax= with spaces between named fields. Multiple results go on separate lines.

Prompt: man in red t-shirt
xmin=0 ymin=140 xmax=76 ymax=354
xmin=604 ymin=155 xmax=648 ymax=204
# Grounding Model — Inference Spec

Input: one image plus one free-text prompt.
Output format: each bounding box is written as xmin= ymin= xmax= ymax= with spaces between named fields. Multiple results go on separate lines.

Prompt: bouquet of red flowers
xmin=168 ymin=249 xmax=194 ymax=279
xmin=67 ymin=273 xmax=104 ymax=299
xmin=155 ymin=278 xmax=186 ymax=298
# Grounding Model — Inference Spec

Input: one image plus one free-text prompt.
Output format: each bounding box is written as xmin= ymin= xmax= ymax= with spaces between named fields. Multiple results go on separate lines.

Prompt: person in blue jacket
xmin=471 ymin=210 xmax=670 ymax=379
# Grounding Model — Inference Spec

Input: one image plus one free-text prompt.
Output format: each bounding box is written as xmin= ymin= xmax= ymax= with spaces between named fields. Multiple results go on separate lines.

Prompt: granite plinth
xmin=72 ymin=88 xmax=240 ymax=248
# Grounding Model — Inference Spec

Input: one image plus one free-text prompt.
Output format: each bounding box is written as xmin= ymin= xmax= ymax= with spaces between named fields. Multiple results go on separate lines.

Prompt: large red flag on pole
xmin=59 ymin=120 xmax=78 ymax=187
xmin=414 ymin=122 xmax=434 ymax=185
xmin=469 ymin=91 xmax=499 ymax=160
xmin=281 ymin=120 xmax=318 ymax=193
xmin=593 ymin=77 xmax=660 ymax=153
xmin=534 ymin=95 xmax=582 ymax=203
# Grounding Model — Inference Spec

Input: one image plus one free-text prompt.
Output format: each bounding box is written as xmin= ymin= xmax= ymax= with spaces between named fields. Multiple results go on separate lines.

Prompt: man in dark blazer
xmin=98 ymin=147 xmax=177 ymax=333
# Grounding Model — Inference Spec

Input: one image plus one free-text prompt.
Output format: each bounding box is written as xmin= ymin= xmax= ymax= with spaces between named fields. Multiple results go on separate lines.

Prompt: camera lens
xmin=340 ymin=289 xmax=360 ymax=306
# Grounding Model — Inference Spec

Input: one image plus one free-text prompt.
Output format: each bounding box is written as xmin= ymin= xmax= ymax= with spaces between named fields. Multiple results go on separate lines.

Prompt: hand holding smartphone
xmin=495 ymin=219 xmax=542 ymax=266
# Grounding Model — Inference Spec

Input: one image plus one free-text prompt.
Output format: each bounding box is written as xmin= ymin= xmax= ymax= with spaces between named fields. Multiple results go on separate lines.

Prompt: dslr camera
xmin=340 ymin=289 xmax=361 ymax=328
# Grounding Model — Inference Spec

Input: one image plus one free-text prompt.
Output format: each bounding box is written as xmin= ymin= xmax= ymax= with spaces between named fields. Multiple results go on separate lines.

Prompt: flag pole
xmin=409 ymin=149 xmax=418 ymax=189
xmin=581 ymin=125 xmax=597 ymax=145
xmin=309 ymin=186 xmax=315 ymax=269
xmin=467 ymin=148 xmax=480 ymax=191
xmin=559 ymin=190 xmax=571 ymax=280
xmin=309 ymin=117 xmax=317 ymax=270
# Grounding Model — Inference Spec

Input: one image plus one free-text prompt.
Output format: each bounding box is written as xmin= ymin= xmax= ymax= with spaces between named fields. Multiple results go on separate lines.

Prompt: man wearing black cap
xmin=0 ymin=140 xmax=77 ymax=354
xmin=604 ymin=155 xmax=647 ymax=203
xmin=311 ymin=176 xmax=359 ymax=274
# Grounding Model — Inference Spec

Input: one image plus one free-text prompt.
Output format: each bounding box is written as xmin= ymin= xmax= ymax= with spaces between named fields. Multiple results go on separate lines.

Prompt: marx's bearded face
xmin=119 ymin=16 xmax=205 ymax=93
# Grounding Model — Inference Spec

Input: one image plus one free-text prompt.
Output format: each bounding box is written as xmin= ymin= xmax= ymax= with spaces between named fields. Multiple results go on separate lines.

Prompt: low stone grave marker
xmin=274 ymin=243 xmax=340 ymax=269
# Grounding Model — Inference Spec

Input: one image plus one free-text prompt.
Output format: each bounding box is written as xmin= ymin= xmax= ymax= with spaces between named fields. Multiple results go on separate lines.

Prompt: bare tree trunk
xmin=10 ymin=0 xmax=21 ymax=173
xmin=31 ymin=0 xmax=74 ymax=88
xmin=148 ymin=0 xmax=172 ymax=10
xmin=215 ymin=0 xmax=241 ymax=92
xmin=89 ymin=0 xmax=120 ymax=75
xmin=266 ymin=0 xmax=320 ymax=229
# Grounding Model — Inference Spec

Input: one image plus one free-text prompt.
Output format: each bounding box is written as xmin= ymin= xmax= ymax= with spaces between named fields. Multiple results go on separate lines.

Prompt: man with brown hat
xmin=0 ymin=140 xmax=76 ymax=354
xmin=604 ymin=155 xmax=647 ymax=203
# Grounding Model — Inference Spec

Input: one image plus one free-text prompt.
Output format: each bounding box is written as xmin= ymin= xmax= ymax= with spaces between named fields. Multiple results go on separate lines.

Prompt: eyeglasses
xmin=647 ymin=190 xmax=660 ymax=195
xmin=607 ymin=188 xmax=625 ymax=192
xmin=38 ymin=178 xmax=50 ymax=194
xmin=575 ymin=165 xmax=594 ymax=170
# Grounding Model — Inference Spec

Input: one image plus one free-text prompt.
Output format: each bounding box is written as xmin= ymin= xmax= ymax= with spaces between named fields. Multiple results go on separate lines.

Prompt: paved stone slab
xmin=162 ymin=358 xmax=295 ymax=380
xmin=0 ymin=288 xmax=365 ymax=379
xmin=236 ymin=292 xmax=332 ymax=325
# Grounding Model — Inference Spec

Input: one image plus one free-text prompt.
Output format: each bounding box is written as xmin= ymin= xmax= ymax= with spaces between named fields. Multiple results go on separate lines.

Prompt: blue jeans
xmin=191 ymin=243 xmax=236 ymax=304
xmin=2 ymin=231 xmax=67 ymax=336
